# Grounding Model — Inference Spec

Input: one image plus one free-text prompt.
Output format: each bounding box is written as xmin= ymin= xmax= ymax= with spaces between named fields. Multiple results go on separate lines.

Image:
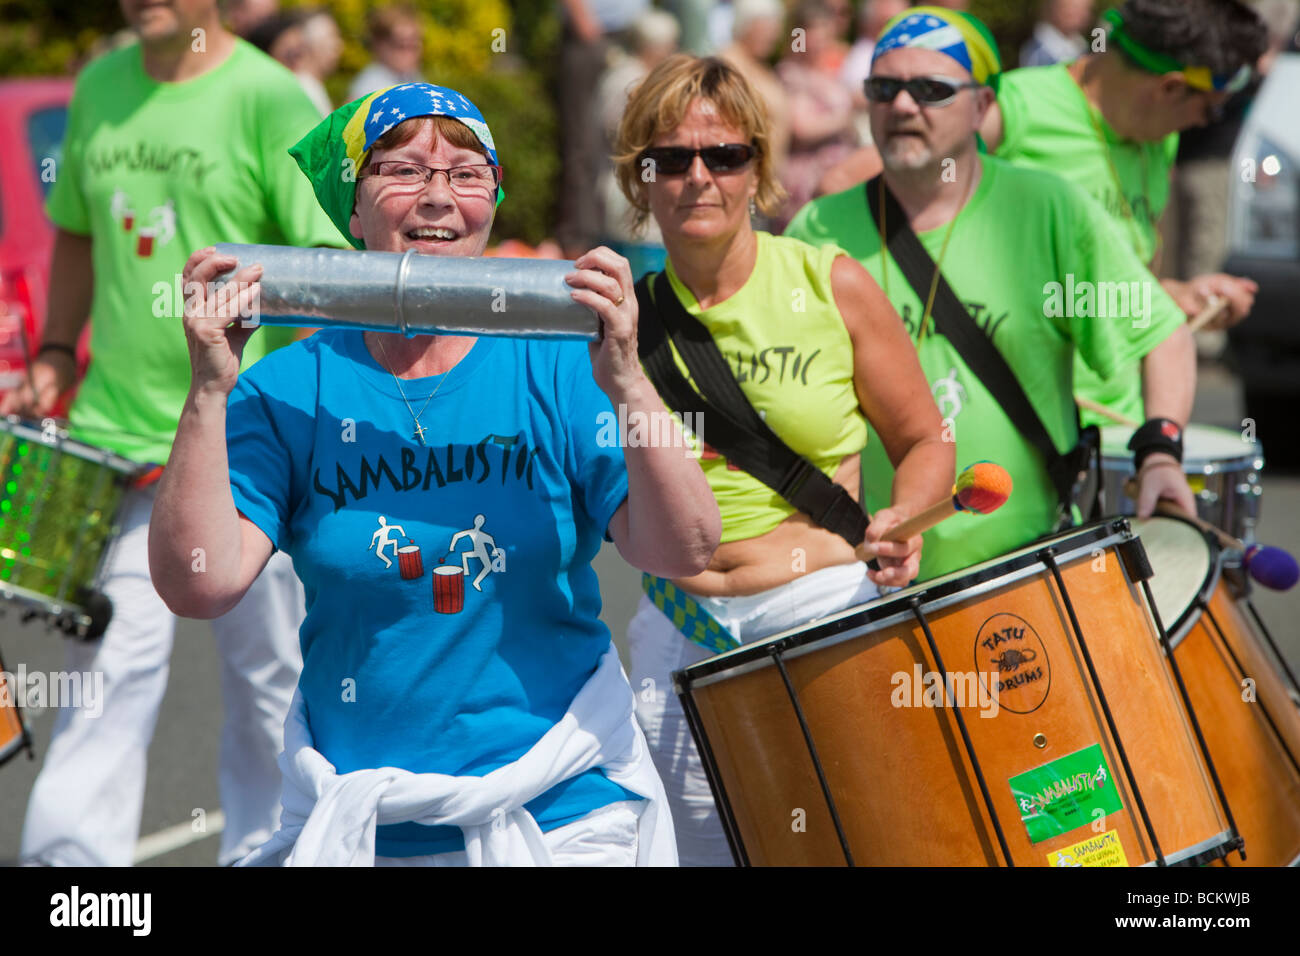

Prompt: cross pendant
xmin=413 ymin=422 xmax=427 ymax=446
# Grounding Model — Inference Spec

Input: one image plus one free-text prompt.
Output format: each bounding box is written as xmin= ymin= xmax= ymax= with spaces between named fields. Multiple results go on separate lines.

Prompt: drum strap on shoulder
xmin=864 ymin=175 xmax=1100 ymax=523
xmin=632 ymin=271 xmax=871 ymax=548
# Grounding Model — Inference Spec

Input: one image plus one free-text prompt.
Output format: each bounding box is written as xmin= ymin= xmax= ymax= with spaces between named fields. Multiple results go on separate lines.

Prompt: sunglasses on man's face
xmin=638 ymin=143 xmax=758 ymax=176
xmin=865 ymin=76 xmax=981 ymax=108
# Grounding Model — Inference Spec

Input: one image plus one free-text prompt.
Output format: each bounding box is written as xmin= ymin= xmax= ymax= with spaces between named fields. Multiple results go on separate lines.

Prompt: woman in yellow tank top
xmin=613 ymin=55 xmax=954 ymax=865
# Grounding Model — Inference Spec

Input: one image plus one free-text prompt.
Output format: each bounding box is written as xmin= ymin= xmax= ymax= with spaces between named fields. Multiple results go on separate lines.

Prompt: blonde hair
xmin=614 ymin=54 xmax=786 ymax=233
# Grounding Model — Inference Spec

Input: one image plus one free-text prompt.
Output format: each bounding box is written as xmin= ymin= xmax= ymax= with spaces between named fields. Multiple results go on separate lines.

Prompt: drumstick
xmin=881 ymin=462 xmax=1013 ymax=542
xmin=1124 ymin=479 xmax=1300 ymax=591
xmin=1187 ymin=295 xmax=1229 ymax=334
xmin=1075 ymin=396 xmax=1139 ymax=428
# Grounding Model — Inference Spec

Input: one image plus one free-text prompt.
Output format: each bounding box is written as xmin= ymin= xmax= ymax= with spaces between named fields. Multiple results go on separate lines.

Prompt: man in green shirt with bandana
xmin=816 ymin=0 xmax=1267 ymax=427
xmin=787 ymin=5 xmax=1196 ymax=579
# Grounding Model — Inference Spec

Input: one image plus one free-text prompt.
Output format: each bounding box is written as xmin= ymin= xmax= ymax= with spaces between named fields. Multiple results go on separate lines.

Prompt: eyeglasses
xmin=637 ymin=143 xmax=758 ymax=176
xmin=360 ymin=161 xmax=502 ymax=195
xmin=865 ymin=76 xmax=982 ymax=108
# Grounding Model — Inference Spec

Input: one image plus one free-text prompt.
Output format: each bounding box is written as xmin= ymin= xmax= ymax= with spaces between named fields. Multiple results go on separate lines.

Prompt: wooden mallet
xmin=870 ymin=461 xmax=1014 ymax=548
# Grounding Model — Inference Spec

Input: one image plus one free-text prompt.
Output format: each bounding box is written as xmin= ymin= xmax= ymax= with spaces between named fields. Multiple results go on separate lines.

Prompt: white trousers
xmin=20 ymin=487 xmax=304 ymax=866
xmin=374 ymin=799 xmax=644 ymax=867
xmin=627 ymin=562 xmax=878 ymax=867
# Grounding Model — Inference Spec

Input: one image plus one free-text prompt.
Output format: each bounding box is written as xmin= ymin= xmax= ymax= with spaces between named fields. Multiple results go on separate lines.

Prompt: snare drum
xmin=1100 ymin=424 xmax=1263 ymax=542
xmin=0 ymin=416 xmax=138 ymax=638
xmin=1135 ymin=514 xmax=1300 ymax=867
xmin=675 ymin=521 xmax=1238 ymax=866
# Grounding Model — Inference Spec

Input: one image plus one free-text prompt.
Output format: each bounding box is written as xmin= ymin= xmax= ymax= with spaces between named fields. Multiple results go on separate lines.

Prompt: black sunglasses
xmin=865 ymin=76 xmax=981 ymax=107
xmin=638 ymin=143 xmax=758 ymax=175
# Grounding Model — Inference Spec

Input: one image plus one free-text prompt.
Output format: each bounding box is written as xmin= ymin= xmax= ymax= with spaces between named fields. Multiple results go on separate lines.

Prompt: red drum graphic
xmin=137 ymin=229 xmax=155 ymax=257
xmin=433 ymin=564 xmax=464 ymax=614
xmin=122 ymin=213 xmax=134 ymax=231
xmin=398 ymin=544 xmax=423 ymax=580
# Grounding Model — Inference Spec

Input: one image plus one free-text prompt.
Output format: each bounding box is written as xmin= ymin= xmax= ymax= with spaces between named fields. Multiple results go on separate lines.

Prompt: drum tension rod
xmin=1204 ymin=604 xmax=1300 ymax=785
xmin=676 ymin=681 xmax=750 ymax=867
xmin=1042 ymin=549 xmax=1167 ymax=866
xmin=1135 ymin=572 xmax=1246 ymax=863
xmin=767 ymin=646 xmax=856 ymax=867
xmin=1243 ymin=600 xmax=1300 ymax=704
xmin=908 ymin=597 xmax=1014 ymax=868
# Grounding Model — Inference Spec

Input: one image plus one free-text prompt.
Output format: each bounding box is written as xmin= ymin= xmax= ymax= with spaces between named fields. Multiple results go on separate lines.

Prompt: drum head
xmin=1131 ymin=516 xmax=1215 ymax=637
xmin=1100 ymin=423 xmax=1261 ymax=472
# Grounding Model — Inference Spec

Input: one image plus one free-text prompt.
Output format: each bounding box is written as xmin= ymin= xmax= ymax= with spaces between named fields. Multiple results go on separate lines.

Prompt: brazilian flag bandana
xmin=1102 ymin=8 xmax=1252 ymax=94
xmin=871 ymin=5 xmax=1002 ymax=86
xmin=289 ymin=82 xmax=502 ymax=250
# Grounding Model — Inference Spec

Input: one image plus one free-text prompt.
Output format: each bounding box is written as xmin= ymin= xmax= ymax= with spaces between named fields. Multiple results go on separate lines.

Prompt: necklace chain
xmin=1072 ymin=66 xmax=1162 ymax=271
xmin=372 ymin=333 xmax=454 ymax=445
xmin=877 ymin=169 xmax=971 ymax=341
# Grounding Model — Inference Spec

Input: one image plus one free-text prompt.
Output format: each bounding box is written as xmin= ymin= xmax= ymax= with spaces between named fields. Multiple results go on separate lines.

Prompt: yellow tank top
xmin=649 ymin=231 xmax=868 ymax=543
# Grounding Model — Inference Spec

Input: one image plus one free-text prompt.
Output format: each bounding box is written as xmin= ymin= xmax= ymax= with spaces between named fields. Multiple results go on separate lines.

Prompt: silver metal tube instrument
xmin=211 ymin=243 xmax=600 ymax=340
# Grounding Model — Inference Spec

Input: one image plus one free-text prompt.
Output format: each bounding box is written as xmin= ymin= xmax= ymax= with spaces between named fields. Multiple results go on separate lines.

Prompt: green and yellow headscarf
xmin=871 ymin=6 xmax=1002 ymax=86
xmin=289 ymin=82 xmax=502 ymax=250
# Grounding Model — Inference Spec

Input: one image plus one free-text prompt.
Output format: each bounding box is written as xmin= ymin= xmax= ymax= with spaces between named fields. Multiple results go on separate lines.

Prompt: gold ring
xmin=614 ymin=295 xmax=625 ymax=307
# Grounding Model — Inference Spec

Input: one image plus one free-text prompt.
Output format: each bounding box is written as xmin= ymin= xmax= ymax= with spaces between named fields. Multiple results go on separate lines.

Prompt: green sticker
xmin=1008 ymin=744 xmax=1123 ymax=844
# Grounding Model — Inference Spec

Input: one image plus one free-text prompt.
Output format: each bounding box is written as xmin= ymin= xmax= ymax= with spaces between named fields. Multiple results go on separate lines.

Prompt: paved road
xmin=2 ymin=362 xmax=1296 ymax=865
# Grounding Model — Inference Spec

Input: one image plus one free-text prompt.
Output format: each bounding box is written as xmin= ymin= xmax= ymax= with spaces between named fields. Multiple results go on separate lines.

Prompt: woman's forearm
xmin=611 ymin=377 xmax=721 ymax=578
xmin=889 ymin=435 xmax=956 ymax=519
xmin=148 ymin=387 xmax=248 ymax=617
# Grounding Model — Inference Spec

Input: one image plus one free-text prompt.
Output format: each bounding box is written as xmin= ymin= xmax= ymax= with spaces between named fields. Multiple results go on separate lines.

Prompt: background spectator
xmin=555 ymin=0 xmax=652 ymax=257
xmin=297 ymin=7 xmax=343 ymax=115
xmin=347 ymin=4 xmax=425 ymax=101
xmin=840 ymin=0 xmax=910 ymax=142
xmin=1020 ymin=0 xmax=1095 ymax=67
xmin=719 ymin=0 xmax=791 ymax=196
xmin=245 ymin=11 xmax=308 ymax=74
xmin=597 ymin=9 xmax=681 ymax=251
xmin=776 ymin=0 xmax=859 ymax=228
xmin=223 ymin=0 xmax=278 ymax=37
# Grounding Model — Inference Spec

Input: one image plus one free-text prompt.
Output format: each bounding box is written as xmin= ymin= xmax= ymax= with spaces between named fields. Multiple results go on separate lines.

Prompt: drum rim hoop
xmin=1131 ymin=512 xmax=1223 ymax=649
xmin=676 ymin=519 xmax=1136 ymax=690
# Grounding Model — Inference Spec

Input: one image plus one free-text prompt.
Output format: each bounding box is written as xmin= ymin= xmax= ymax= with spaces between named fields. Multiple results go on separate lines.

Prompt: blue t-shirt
xmin=226 ymin=329 xmax=637 ymax=856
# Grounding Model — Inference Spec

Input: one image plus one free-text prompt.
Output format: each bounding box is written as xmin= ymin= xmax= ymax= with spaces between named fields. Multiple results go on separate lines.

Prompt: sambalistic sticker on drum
xmin=973 ymin=612 xmax=1050 ymax=714
xmin=1008 ymin=743 xmax=1123 ymax=844
xmin=1045 ymin=829 xmax=1129 ymax=867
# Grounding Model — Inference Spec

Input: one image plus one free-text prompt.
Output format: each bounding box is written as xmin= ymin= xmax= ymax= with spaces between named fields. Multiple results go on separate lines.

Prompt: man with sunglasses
xmin=786 ymin=5 xmax=1197 ymax=580
xmin=817 ymin=0 xmax=1268 ymax=429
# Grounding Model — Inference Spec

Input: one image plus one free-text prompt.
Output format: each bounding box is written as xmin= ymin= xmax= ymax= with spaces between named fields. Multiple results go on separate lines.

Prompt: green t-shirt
xmin=646 ymin=231 xmax=869 ymax=543
xmin=47 ymin=39 xmax=344 ymax=463
xmin=995 ymin=63 xmax=1179 ymax=426
xmin=785 ymin=156 xmax=1184 ymax=579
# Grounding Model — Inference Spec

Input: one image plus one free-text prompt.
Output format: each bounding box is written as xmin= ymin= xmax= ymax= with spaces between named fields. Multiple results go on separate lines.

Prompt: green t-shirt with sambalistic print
xmin=785 ymin=156 xmax=1184 ymax=580
xmin=995 ymin=63 xmax=1179 ymax=426
xmin=46 ymin=39 xmax=344 ymax=464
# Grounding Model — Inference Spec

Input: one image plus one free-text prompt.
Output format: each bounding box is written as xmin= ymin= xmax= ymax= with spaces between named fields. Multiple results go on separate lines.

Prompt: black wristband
xmin=1128 ymin=417 xmax=1184 ymax=471
xmin=37 ymin=343 xmax=77 ymax=362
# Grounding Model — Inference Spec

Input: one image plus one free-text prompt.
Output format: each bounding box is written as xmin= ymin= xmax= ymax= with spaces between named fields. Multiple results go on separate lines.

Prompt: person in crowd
xmin=718 ymin=0 xmax=791 ymax=184
xmin=151 ymin=82 xmax=722 ymax=866
xmin=296 ymin=6 xmax=344 ymax=116
xmin=787 ymin=6 xmax=1197 ymax=583
xmin=1020 ymin=0 xmax=1095 ymax=68
xmin=814 ymin=0 xmax=1267 ymax=428
xmin=613 ymin=53 xmax=954 ymax=865
xmin=3 ymin=0 xmax=342 ymax=868
xmin=347 ymin=4 xmax=425 ymax=101
xmin=556 ymin=0 xmax=653 ymax=257
xmin=597 ymin=9 xmax=682 ymax=267
xmin=776 ymin=0 xmax=860 ymax=227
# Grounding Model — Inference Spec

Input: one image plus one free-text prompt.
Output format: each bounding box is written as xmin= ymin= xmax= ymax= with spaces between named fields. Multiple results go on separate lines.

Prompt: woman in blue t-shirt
xmin=148 ymin=83 xmax=721 ymax=866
